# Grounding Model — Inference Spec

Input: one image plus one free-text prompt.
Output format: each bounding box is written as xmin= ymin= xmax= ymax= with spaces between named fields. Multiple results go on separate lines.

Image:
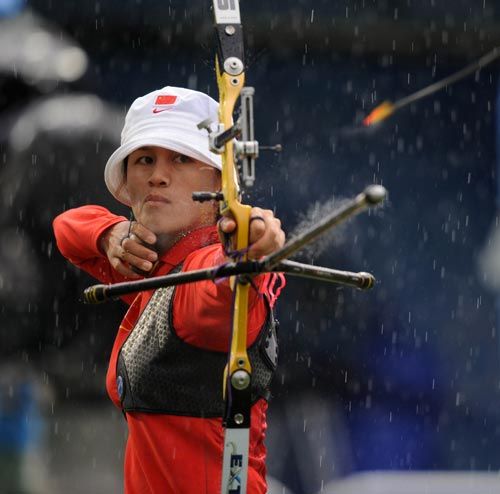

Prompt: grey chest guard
xmin=116 ymin=270 xmax=278 ymax=417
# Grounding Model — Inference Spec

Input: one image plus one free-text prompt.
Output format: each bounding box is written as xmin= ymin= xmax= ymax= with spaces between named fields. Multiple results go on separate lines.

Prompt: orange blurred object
xmin=362 ymin=101 xmax=395 ymax=126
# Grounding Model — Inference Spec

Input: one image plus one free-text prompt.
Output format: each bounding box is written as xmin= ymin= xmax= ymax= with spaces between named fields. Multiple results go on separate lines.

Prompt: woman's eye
xmin=137 ymin=155 xmax=154 ymax=165
xmin=174 ymin=154 xmax=192 ymax=164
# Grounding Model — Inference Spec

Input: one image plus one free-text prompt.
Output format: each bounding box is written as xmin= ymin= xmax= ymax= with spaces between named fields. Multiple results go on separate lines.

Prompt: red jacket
xmin=53 ymin=205 xmax=284 ymax=494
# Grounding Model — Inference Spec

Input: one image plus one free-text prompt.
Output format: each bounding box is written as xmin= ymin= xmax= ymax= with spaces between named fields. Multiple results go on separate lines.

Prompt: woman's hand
xmin=99 ymin=221 xmax=158 ymax=278
xmin=218 ymin=207 xmax=285 ymax=259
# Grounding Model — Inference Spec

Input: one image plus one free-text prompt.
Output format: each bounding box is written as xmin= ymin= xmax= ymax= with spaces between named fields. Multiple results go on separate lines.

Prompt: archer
xmin=53 ymin=86 xmax=285 ymax=494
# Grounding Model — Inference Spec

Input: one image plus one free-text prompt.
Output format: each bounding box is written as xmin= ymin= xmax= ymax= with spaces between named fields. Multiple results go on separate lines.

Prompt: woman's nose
xmin=148 ymin=162 xmax=171 ymax=186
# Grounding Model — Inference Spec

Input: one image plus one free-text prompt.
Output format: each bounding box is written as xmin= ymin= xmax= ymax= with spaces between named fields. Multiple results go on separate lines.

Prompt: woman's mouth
xmin=144 ymin=194 xmax=170 ymax=205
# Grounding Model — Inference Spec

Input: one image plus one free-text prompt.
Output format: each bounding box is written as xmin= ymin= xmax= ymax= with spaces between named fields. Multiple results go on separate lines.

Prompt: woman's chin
xmin=138 ymin=214 xmax=176 ymax=235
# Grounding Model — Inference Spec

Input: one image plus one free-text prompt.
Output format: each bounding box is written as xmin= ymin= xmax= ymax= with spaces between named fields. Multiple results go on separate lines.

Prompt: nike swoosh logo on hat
xmin=152 ymin=107 xmax=170 ymax=113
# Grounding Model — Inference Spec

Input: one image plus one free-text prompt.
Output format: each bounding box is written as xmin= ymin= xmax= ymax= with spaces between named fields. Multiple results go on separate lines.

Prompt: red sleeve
xmin=52 ymin=205 xmax=135 ymax=303
xmin=173 ymin=244 xmax=285 ymax=352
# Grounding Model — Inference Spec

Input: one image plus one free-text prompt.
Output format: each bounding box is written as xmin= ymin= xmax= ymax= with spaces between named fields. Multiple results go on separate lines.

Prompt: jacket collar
xmin=155 ymin=225 xmax=219 ymax=275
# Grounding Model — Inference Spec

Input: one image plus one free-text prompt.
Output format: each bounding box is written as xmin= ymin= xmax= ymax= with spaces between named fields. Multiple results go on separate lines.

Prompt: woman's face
xmin=125 ymin=146 xmax=220 ymax=238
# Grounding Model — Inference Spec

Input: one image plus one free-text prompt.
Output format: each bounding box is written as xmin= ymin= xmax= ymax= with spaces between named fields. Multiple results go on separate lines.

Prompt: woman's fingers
xmin=101 ymin=220 xmax=159 ymax=277
xmin=118 ymin=230 xmax=158 ymax=276
xmin=218 ymin=207 xmax=285 ymax=259
xmin=117 ymin=244 xmax=156 ymax=273
xmin=248 ymin=214 xmax=285 ymax=259
xmin=131 ymin=222 xmax=157 ymax=246
xmin=218 ymin=217 xmax=236 ymax=234
xmin=109 ymin=247 xmax=142 ymax=279
xmin=121 ymin=235 xmax=158 ymax=262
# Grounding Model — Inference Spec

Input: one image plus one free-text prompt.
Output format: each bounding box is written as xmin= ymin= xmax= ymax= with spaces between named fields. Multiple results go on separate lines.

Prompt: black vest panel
xmin=116 ymin=272 xmax=278 ymax=418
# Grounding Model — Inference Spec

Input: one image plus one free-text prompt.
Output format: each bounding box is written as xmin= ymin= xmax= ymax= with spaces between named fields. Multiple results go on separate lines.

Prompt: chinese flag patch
xmin=154 ymin=95 xmax=177 ymax=105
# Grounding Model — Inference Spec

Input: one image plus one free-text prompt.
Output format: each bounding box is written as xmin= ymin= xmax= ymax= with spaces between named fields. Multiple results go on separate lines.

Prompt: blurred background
xmin=1 ymin=0 xmax=500 ymax=493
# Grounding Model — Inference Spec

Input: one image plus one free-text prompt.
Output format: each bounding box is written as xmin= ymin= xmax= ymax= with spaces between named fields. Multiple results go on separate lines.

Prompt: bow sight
xmin=197 ymin=86 xmax=259 ymax=189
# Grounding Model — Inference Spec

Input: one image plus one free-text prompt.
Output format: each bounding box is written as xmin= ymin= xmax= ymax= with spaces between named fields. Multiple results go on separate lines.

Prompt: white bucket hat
xmin=104 ymin=86 xmax=222 ymax=206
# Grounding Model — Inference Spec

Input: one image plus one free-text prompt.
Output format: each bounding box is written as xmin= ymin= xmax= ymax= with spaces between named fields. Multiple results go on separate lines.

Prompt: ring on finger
xmin=249 ymin=215 xmax=266 ymax=225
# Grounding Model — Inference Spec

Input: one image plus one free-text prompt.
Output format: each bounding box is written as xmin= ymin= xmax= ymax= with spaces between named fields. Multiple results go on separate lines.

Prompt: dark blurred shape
xmin=25 ymin=0 xmax=500 ymax=62
xmin=0 ymin=5 xmax=127 ymax=393
xmin=478 ymin=225 xmax=500 ymax=292
xmin=0 ymin=7 xmax=129 ymax=487
xmin=0 ymin=93 xmax=127 ymax=374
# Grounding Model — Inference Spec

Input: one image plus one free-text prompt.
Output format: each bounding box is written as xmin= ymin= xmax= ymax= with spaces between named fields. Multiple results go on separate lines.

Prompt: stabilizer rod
xmin=83 ymin=260 xmax=375 ymax=304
